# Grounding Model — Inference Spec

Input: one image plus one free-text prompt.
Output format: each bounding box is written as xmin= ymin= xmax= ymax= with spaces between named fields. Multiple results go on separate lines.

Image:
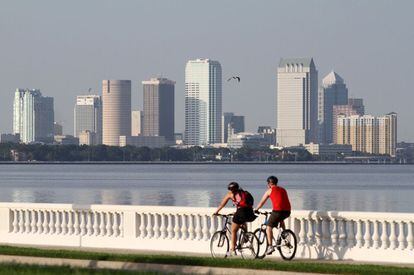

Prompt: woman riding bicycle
xmin=255 ymin=176 xmax=291 ymax=255
xmin=213 ymin=182 xmax=256 ymax=257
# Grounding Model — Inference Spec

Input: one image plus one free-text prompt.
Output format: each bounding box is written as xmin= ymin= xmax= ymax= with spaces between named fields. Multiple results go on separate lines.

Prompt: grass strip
xmin=0 ymin=245 xmax=413 ymax=275
xmin=0 ymin=262 xmax=162 ymax=275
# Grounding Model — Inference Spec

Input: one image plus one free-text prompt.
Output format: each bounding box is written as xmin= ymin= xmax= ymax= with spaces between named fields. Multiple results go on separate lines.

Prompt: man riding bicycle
xmin=213 ymin=182 xmax=256 ymax=257
xmin=255 ymin=176 xmax=291 ymax=255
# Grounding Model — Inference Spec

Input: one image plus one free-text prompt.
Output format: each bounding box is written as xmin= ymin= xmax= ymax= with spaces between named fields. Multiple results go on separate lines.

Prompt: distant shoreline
xmin=0 ymin=161 xmax=409 ymax=165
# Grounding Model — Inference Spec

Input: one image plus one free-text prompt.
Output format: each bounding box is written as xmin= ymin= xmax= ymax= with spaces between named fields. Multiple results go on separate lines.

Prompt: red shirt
xmin=269 ymin=186 xmax=291 ymax=211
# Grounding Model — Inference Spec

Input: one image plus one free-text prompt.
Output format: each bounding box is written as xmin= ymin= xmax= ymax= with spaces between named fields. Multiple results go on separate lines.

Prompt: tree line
xmin=0 ymin=143 xmax=314 ymax=162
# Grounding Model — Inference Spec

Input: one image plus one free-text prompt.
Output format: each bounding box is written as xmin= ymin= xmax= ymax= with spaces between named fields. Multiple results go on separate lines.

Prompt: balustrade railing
xmin=0 ymin=203 xmax=412 ymax=263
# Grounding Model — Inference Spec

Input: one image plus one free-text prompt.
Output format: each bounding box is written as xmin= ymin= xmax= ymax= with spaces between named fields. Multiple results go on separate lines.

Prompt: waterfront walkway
xmin=0 ymin=245 xmax=413 ymax=274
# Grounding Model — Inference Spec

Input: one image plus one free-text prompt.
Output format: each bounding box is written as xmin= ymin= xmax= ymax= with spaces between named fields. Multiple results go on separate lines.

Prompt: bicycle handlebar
xmin=254 ymin=210 xmax=272 ymax=215
xmin=213 ymin=213 xmax=234 ymax=217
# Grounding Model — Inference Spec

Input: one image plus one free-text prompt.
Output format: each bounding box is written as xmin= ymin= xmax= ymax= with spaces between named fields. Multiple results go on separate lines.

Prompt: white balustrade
xmin=0 ymin=203 xmax=413 ymax=263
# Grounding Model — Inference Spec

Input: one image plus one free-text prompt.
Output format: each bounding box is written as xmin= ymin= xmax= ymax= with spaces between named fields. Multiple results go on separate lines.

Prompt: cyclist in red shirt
xmin=214 ymin=182 xmax=256 ymax=257
xmin=255 ymin=176 xmax=291 ymax=255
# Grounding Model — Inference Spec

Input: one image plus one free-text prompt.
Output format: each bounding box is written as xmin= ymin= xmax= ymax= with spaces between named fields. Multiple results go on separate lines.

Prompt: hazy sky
xmin=1 ymin=1 xmax=413 ymax=141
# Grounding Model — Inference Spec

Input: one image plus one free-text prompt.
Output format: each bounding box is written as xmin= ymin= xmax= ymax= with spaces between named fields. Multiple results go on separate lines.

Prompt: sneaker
xmin=265 ymin=246 xmax=275 ymax=255
xmin=226 ymin=250 xmax=237 ymax=258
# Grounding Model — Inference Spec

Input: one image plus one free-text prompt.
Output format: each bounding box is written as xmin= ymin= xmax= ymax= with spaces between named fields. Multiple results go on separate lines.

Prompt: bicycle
xmin=253 ymin=210 xmax=297 ymax=260
xmin=210 ymin=213 xmax=260 ymax=259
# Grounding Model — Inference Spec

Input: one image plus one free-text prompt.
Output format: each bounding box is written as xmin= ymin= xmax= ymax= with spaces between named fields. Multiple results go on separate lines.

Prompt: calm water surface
xmin=0 ymin=164 xmax=413 ymax=212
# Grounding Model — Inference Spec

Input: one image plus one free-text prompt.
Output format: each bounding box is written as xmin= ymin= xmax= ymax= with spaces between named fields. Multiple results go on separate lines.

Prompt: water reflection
xmin=0 ymin=164 xmax=413 ymax=213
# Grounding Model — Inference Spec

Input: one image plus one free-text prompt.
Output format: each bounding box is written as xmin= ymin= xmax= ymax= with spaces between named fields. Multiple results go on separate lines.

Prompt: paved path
xmin=0 ymin=254 xmax=325 ymax=275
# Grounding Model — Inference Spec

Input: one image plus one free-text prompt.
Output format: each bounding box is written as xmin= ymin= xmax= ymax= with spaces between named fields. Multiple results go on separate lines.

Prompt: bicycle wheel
xmin=238 ymin=231 xmax=259 ymax=259
xmin=210 ymin=231 xmax=229 ymax=258
xmin=277 ymin=229 xmax=297 ymax=260
xmin=253 ymin=228 xmax=268 ymax=259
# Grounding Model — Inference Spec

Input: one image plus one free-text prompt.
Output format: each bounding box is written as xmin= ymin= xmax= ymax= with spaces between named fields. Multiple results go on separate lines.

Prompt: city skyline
xmin=0 ymin=1 xmax=413 ymax=141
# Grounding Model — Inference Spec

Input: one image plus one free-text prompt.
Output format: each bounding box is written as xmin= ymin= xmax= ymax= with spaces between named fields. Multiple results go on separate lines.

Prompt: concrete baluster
xmin=43 ymin=211 xmax=49 ymax=234
xmin=139 ymin=213 xmax=146 ymax=238
xmin=106 ymin=212 xmax=113 ymax=236
xmin=202 ymin=215 xmax=209 ymax=240
xmin=195 ymin=215 xmax=202 ymax=240
xmin=173 ymin=214 xmax=180 ymax=239
xmin=338 ymin=219 xmax=347 ymax=247
xmin=146 ymin=213 xmax=153 ymax=238
xmin=380 ymin=220 xmax=389 ymax=249
xmin=307 ymin=219 xmax=315 ymax=245
xmin=322 ymin=218 xmax=330 ymax=246
xmin=80 ymin=211 xmax=87 ymax=236
xmin=24 ymin=210 xmax=31 ymax=233
xmin=372 ymin=220 xmax=380 ymax=249
xmin=160 ymin=214 xmax=167 ymax=239
xmin=86 ymin=211 xmax=93 ymax=236
xmin=363 ymin=220 xmax=371 ymax=248
xmin=55 ymin=211 xmax=61 ymax=234
xmin=19 ymin=210 xmax=25 ymax=233
xmin=347 ymin=220 xmax=355 ymax=248
xmin=398 ymin=221 xmax=406 ymax=250
xmin=74 ymin=211 xmax=80 ymax=235
xmin=389 ymin=221 xmax=397 ymax=249
xmin=99 ymin=212 xmax=106 ymax=236
xmin=180 ymin=215 xmax=188 ymax=240
xmin=356 ymin=220 xmax=363 ymax=248
xmin=93 ymin=212 xmax=99 ymax=236
xmin=299 ymin=218 xmax=307 ymax=245
xmin=68 ymin=211 xmax=74 ymax=235
xmin=62 ymin=211 xmax=68 ymax=235
xmin=331 ymin=218 xmax=338 ymax=246
xmin=48 ymin=211 xmax=55 ymax=234
xmin=315 ymin=218 xmax=322 ymax=246
xmin=167 ymin=214 xmax=174 ymax=239
xmin=407 ymin=222 xmax=414 ymax=250
xmin=30 ymin=210 xmax=37 ymax=233
xmin=188 ymin=215 xmax=195 ymax=240
xmin=113 ymin=213 xmax=119 ymax=237
xmin=153 ymin=213 xmax=160 ymax=239
xmin=11 ymin=210 xmax=18 ymax=233
xmin=210 ymin=216 xmax=217 ymax=237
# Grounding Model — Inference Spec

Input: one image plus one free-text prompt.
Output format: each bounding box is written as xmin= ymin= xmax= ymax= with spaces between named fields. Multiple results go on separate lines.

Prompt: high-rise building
xmin=222 ymin=112 xmax=245 ymax=143
xmin=332 ymin=98 xmax=365 ymax=143
xmin=102 ymin=80 xmax=131 ymax=146
xmin=336 ymin=113 xmax=397 ymax=157
xmin=13 ymin=89 xmax=54 ymax=144
xmin=131 ymin=110 xmax=143 ymax=136
xmin=74 ymin=95 xmax=102 ymax=144
xmin=54 ymin=122 xmax=63 ymax=136
xmin=142 ymin=78 xmax=175 ymax=141
xmin=185 ymin=59 xmax=222 ymax=145
xmin=13 ymin=89 xmax=25 ymax=136
xmin=276 ymin=58 xmax=318 ymax=147
xmin=318 ymin=71 xmax=348 ymax=144
xmin=378 ymin=113 xmax=397 ymax=157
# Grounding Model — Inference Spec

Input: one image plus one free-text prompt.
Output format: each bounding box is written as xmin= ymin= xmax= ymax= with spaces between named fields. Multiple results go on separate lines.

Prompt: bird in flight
xmin=227 ymin=76 xmax=240 ymax=82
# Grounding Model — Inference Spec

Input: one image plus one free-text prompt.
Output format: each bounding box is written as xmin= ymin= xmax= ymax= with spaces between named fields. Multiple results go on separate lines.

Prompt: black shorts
xmin=267 ymin=210 xmax=291 ymax=228
xmin=232 ymin=207 xmax=257 ymax=225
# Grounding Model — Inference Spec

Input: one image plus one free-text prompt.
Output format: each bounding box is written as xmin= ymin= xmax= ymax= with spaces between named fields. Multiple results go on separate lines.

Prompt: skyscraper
xmin=13 ymin=89 xmax=54 ymax=144
xmin=222 ymin=112 xmax=245 ymax=143
xmin=131 ymin=110 xmax=143 ymax=136
xmin=13 ymin=89 xmax=25 ymax=136
xmin=74 ymin=95 xmax=102 ymax=144
xmin=102 ymin=80 xmax=131 ymax=146
xmin=318 ymin=71 xmax=348 ymax=144
xmin=276 ymin=58 xmax=318 ymax=147
xmin=185 ymin=59 xmax=222 ymax=145
xmin=336 ymin=113 xmax=397 ymax=157
xmin=142 ymin=78 xmax=175 ymax=141
xmin=332 ymin=98 xmax=365 ymax=143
